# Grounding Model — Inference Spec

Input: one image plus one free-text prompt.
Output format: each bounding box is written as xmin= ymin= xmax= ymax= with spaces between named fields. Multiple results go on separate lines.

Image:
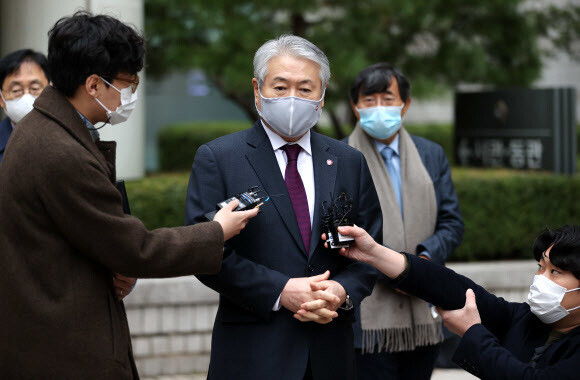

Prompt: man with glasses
xmin=0 ymin=49 xmax=49 ymax=165
xmin=345 ymin=63 xmax=464 ymax=380
xmin=0 ymin=11 xmax=257 ymax=379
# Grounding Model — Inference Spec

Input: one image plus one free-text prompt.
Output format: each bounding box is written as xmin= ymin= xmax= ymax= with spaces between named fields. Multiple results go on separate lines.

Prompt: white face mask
xmin=256 ymin=88 xmax=324 ymax=138
xmin=94 ymin=77 xmax=138 ymax=125
xmin=528 ymin=274 xmax=580 ymax=324
xmin=0 ymin=92 xmax=36 ymax=124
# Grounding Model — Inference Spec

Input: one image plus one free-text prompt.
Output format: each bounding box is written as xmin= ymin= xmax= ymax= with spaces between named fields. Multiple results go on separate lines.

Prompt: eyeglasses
xmin=109 ymin=75 xmax=140 ymax=93
xmin=1 ymin=85 xmax=45 ymax=100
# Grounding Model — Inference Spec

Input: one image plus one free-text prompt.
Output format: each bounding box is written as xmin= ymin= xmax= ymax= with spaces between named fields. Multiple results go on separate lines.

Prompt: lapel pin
xmin=326 ymin=159 xmax=333 ymax=166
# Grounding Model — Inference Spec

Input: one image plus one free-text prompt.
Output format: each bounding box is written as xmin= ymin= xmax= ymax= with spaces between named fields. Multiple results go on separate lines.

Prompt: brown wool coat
xmin=0 ymin=86 xmax=224 ymax=379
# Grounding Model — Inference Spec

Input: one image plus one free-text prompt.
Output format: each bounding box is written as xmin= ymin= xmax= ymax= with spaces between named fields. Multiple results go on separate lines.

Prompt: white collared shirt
xmin=262 ymin=121 xmax=316 ymax=312
xmin=261 ymin=121 xmax=315 ymax=225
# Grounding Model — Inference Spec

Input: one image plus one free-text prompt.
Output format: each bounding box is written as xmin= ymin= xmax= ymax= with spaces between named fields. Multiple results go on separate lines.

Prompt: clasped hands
xmin=280 ymin=270 xmax=347 ymax=324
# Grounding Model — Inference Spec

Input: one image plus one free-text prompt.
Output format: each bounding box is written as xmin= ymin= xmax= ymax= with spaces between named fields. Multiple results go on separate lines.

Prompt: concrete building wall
xmin=536 ymin=52 xmax=580 ymax=122
xmin=0 ymin=0 xmax=145 ymax=180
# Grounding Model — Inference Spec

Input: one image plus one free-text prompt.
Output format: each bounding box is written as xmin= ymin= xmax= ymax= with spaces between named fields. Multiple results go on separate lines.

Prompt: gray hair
xmin=253 ymin=34 xmax=330 ymax=89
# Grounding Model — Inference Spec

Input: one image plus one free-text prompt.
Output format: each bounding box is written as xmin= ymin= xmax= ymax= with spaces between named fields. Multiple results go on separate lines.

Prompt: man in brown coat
xmin=0 ymin=12 xmax=257 ymax=379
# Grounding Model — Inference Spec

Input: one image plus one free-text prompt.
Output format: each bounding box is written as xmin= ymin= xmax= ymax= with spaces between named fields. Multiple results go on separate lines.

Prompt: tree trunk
xmin=291 ymin=13 xmax=308 ymax=36
xmin=328 ymin=109 xmax=346 ymax=139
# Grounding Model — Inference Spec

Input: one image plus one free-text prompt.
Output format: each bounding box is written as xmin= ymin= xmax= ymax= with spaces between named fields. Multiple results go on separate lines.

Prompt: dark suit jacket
xmin=407 ymin=135 xmax=463 ymax=264
xmin=185 ymin=121 xmax=383 ymax=380
xmin=395 ymin=253 xmax=580 ymax=379
xmin=0 ymin=86 xmax=225 ymax=379
xmin=0 ymin=117 xmax=13 ymax=165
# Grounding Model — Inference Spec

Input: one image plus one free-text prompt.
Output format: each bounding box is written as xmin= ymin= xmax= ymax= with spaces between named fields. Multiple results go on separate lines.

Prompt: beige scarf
xmin=349 ymin=125 xmax=443 ymax=353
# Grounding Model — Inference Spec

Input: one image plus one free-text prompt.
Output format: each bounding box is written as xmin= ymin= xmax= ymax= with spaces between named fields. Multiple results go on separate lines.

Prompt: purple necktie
xmin=282 ymin=144 xmax=311 ymax=253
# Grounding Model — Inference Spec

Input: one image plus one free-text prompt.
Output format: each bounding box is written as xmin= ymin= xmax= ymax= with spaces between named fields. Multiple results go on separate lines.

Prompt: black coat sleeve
xmin=453 ymin=324 xmax=580 ymax=379
xmin=394 ymin=253 xmax=526 ymax=340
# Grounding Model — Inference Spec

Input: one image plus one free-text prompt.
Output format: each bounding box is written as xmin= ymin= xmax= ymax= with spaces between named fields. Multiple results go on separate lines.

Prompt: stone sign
xmin=454 ymin=88 xmax=576 ymax=174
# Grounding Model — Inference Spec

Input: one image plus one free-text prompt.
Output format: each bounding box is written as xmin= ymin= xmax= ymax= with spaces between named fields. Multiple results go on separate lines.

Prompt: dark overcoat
xmin=0 ymin=86 xmax=224 ymax=379
xmin=396 ymin=253 xmax=580 ymax=379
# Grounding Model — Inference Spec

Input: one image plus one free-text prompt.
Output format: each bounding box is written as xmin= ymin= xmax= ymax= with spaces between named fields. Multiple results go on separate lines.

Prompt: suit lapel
xmin=308 ymin=132 xmax=337 ymax=258
xmin=245 ymin=122 xmax=307 ymax=254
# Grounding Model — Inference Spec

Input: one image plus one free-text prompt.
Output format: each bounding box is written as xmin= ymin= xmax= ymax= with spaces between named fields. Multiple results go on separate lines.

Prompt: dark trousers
xmin=303 ymin=358 xmax=313 ymax=380
xmin=436 ymin=325 xmax=461 ymax=368
xmin=355 ymin=344 xmax=440 ymax=380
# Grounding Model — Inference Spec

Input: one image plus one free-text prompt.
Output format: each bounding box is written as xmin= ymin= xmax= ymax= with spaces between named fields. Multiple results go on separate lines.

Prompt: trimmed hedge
xmin=452 ymin=168 xmax=580 ymax=261
xmin=158 ymin=122 xmax=249 ymax=171
xmin=125 ymin=169 xmax=580 ymax=262
xmin=126 ymin=173 xmax=190 ymax=228
xmin=158 ymin=121 xmax=579 ymax=171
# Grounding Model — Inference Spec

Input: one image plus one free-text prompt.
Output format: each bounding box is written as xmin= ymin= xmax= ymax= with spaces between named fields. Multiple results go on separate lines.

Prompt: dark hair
xmin=47 ymin=11 xmax=145 ymax=97
xmin=0 ymin=49 xmax=49 ymax=89
xmin=533 ymin=225 xmax=580 ymax=280
xmin=349 ymin=63 xmax=411 ymax=104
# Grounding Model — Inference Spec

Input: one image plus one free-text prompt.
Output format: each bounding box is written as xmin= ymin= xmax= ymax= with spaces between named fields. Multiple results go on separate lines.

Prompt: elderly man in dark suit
xmin=0 ymin=12 xmax=256 ymax=379
xmin=344 ymin=63 xmax=464 ymax=380
xmin=0 ymin=49 xmax=49 ymax=165
xmin=185 ymin=35 xmax=382 ymax=380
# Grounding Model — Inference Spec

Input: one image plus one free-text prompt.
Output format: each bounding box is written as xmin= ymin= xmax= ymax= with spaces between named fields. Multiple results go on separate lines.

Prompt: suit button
xmin=307 ymin=265 xmax=314 ymax=273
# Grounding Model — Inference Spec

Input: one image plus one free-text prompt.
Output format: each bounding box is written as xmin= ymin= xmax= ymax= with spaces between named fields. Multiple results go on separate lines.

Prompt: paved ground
xmin=432 ymin=368 xmax=478 ymax=379
xmin=144 ymin=368 xmax=479 ymax=379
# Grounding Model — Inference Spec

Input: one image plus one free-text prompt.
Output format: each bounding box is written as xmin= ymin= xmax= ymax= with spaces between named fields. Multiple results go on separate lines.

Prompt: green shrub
xmin=158 ymin=121 xmax=248 ymax=171
xmin=126 ymin=169 xmax=580 ymax=262
xmin=125 ymin=173 xmax=190 ymax=228
xmin=406 ymin=124 xmax=454 ymax=162
xmin=452 ymin=169 xmax=580 ymax=261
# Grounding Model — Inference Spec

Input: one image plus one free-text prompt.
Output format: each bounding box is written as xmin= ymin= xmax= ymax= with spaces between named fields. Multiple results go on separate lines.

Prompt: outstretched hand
xmin=322 ymin=225 xmax=381 ymax=264
xmin=213 ymin=199 xmax=259 ymax=241
xmin=322 ymin=225 xmax=408 ymax=283
xmin=436 ymin=289 xmax=482 ymax=337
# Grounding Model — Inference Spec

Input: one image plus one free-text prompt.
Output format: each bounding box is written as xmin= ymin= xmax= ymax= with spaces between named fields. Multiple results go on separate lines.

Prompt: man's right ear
xmin=85 ymin=75 xmax=102 ymax=98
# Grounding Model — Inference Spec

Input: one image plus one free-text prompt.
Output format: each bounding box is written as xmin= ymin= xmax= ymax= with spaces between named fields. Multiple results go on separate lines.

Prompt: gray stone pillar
xmin=0 ymin=0 xmax=146 ymax=179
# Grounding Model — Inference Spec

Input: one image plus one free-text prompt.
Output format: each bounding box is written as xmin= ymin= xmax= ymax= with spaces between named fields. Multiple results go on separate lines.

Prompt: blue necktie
xmin=381 ymin=146 xmax=403 ymax=216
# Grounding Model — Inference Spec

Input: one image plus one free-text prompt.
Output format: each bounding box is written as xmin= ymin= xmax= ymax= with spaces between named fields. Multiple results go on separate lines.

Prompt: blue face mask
xmin=357 ymin=105 xmax=404 ymax=140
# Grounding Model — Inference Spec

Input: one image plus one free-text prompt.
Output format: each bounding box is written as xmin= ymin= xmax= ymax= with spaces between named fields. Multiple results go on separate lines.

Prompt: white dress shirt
xmin=262 ymin=122 xmax=315 ymax=224
xmin=262 ymin=122 xmax=316 ymax=311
